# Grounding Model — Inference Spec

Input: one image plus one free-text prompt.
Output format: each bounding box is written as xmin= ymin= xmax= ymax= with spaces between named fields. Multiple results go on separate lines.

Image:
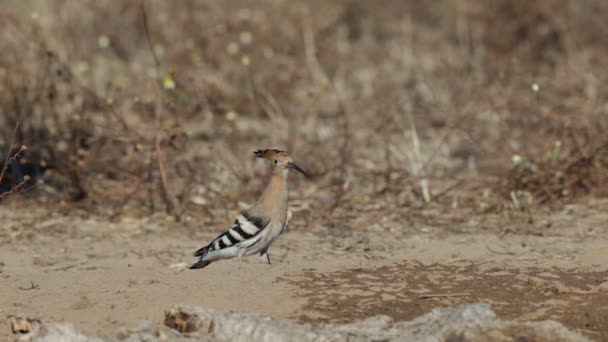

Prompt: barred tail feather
xmin=193 ymin=245 xmax=210 ymax=257
xmin=189 ymin=259 xmax=212 ymax=269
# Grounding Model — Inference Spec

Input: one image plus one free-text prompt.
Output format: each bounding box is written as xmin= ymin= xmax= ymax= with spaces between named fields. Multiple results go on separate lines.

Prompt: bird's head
xmin=254 ymin=149 xmax=308 ymax=177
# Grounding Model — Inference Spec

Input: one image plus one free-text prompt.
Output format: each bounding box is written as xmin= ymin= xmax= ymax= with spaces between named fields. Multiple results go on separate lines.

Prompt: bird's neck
xmin=256 ymin=168 xmax=288 ymax=211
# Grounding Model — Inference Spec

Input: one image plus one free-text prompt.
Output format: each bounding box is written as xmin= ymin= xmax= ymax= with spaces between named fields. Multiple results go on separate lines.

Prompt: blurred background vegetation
xmin=1 ymin=0 xmax=607 ymax=231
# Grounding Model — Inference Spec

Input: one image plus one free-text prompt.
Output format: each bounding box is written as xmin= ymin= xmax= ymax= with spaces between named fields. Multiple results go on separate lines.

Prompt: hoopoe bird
xmin=189 ymin=149 xmax=307 ymax=269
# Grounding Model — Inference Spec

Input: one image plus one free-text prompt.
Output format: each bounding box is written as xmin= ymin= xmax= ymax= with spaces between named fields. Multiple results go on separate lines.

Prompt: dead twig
xmin=406 ymin=111 xmax=431 ymax=202
xmin=419 ymin=111 xmax=476 ymax=176
xmin=433 ymin=179 xmax=466 ymax=201
xmin=485 ymin=244 xmax=516 ymax=256
xmin=0 ymin=176 xmax=35 ymax=199
xmin=419 ymin=292 xmax=470 ymax=299
xmin=257 ymin=90 xmax=297 ymax=152
xmin=141 ymin=1 xmax=181 ymax=218
xmin=0 ymin=122 xmax=20 ymax=185
xmin=109 ymin=179 xmax=143 ymax=219
xmin=140 ymin=2 xmax=161 ymax=68
xmin=19 ymin=280 xmax=39 ymax=291
xmin=0 ymin=122 xmax=35 ymax=199
xmin=301 ymin=10 xmax=329 ymax=85
xmin=328 ymin=86 xmax=351 ymax=213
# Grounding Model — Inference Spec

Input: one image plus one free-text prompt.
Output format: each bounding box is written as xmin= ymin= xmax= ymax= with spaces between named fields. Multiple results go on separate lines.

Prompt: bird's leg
xmin=260 ymin=250 xmax=271 ymax=265
xmin=237 ymin=252 xmax=245 ymax=263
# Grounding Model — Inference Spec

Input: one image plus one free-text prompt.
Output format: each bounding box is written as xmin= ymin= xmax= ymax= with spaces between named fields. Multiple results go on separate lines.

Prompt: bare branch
xmin=0 ymin=122 xmax=19 ymax=185
xmin=140 ymin=1 xmax=181 ymax=218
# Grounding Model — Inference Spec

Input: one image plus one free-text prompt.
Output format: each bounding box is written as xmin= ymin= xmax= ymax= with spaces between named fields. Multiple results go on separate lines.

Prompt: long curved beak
xmin=287 ymin=162 xmax=308 ymax=177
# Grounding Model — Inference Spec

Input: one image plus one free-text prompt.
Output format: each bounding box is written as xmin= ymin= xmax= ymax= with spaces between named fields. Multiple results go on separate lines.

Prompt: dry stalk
xmin=433 ymin=179 xmax=465 ymax=201
xmin=390 ymin=107 xmax=476 ymax=202
xmin=286 ymin=110 xmax=297 ymax=154
xmin=241 ymin=59 xmax=297 ymax=160
xmin=141 ymin=1 xmax=181 ymax=217
xmin=420 ymin=292 xmax=470 ymax=299
xmin=0 ymin=122 xmax=19 ymax=186
xmin=0 ymin=123 xmax=38 ymax=199
xmin=257 ymin=90 xmax=297 ymax=151
xmin=244 ymin=57 xmax=262 ymax=115
xmin=215 ymin=143 xmax=247 ymax=182
xmin=109 ymin=179 xmax=142 ymax=219
xmin=301 ymin=7 xmax=332 ymax=155
xmin=418 ymin=111 xmax=476 ymax=176
xmin=328 ymin=85 xmax=351 ymax=213
xmin=406 ymin=111 xmax=431 ymax=203
xmin=302 ymin=11 xmax=352 ymax=212
xmin=301 ymin=9 xmax=329 ymax=86
xmin=389 ymin=96 xmax=431 ymax=203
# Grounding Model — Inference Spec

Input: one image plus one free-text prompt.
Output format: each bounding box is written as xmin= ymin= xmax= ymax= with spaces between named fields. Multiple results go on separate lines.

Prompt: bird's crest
xmin=254 ymin=149 xmax=287 ymax=160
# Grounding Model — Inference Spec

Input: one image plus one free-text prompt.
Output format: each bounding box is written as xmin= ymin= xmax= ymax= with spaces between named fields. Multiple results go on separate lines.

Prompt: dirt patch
xmin=280 ymin=263 xmax=608 ymax=339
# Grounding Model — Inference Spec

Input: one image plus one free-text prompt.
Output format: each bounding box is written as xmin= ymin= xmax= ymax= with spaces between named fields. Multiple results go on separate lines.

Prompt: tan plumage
xmin=189 ymin=149 xmax=307 ymax=269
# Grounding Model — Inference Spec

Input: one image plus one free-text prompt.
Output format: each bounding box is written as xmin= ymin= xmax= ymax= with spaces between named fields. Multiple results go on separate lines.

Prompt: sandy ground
xmin=1 ymin=201 xmax=608 ymax=341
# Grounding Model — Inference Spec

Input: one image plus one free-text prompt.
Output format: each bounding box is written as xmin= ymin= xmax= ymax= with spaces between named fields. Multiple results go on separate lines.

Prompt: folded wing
xmin=193 ymin=211 xmax=270 ymax=257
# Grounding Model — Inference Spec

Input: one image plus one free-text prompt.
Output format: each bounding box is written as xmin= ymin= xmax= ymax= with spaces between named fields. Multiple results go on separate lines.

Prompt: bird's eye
xmin=274 ymin=159 xmax=278 ymax=165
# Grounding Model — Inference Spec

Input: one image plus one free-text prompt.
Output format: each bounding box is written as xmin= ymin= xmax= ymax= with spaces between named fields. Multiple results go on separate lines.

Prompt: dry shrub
xmin=0 ymin=1 xmax=607 ymax=222
xmin=0 ymin=1 xmax=350 ymax=216
xmin=0 ymin=6 xmax=164 ymax=208
xmin=506 ymin=131 xmax=608 ymax=206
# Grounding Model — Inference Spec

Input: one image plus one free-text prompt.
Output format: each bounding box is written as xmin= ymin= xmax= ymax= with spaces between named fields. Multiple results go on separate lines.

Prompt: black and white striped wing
xmin=193 ymin=211 xmax=270 ymax=257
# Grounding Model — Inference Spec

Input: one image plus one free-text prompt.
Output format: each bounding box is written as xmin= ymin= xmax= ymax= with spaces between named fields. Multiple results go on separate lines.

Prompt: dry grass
xmin=0 ymin=123 xmax=34 ymax=199
xmin=0 ymin=1 xmax=607 ymax=229
xmin=506 ymin=130 xmax=608 ymax=206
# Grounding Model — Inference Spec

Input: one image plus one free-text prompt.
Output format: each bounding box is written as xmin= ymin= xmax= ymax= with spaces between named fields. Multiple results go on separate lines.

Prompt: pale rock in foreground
xmin=15 ymin=304 xmax=590 ymax=342
xmin=10 ymin=317 xmax=102 ymax=342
